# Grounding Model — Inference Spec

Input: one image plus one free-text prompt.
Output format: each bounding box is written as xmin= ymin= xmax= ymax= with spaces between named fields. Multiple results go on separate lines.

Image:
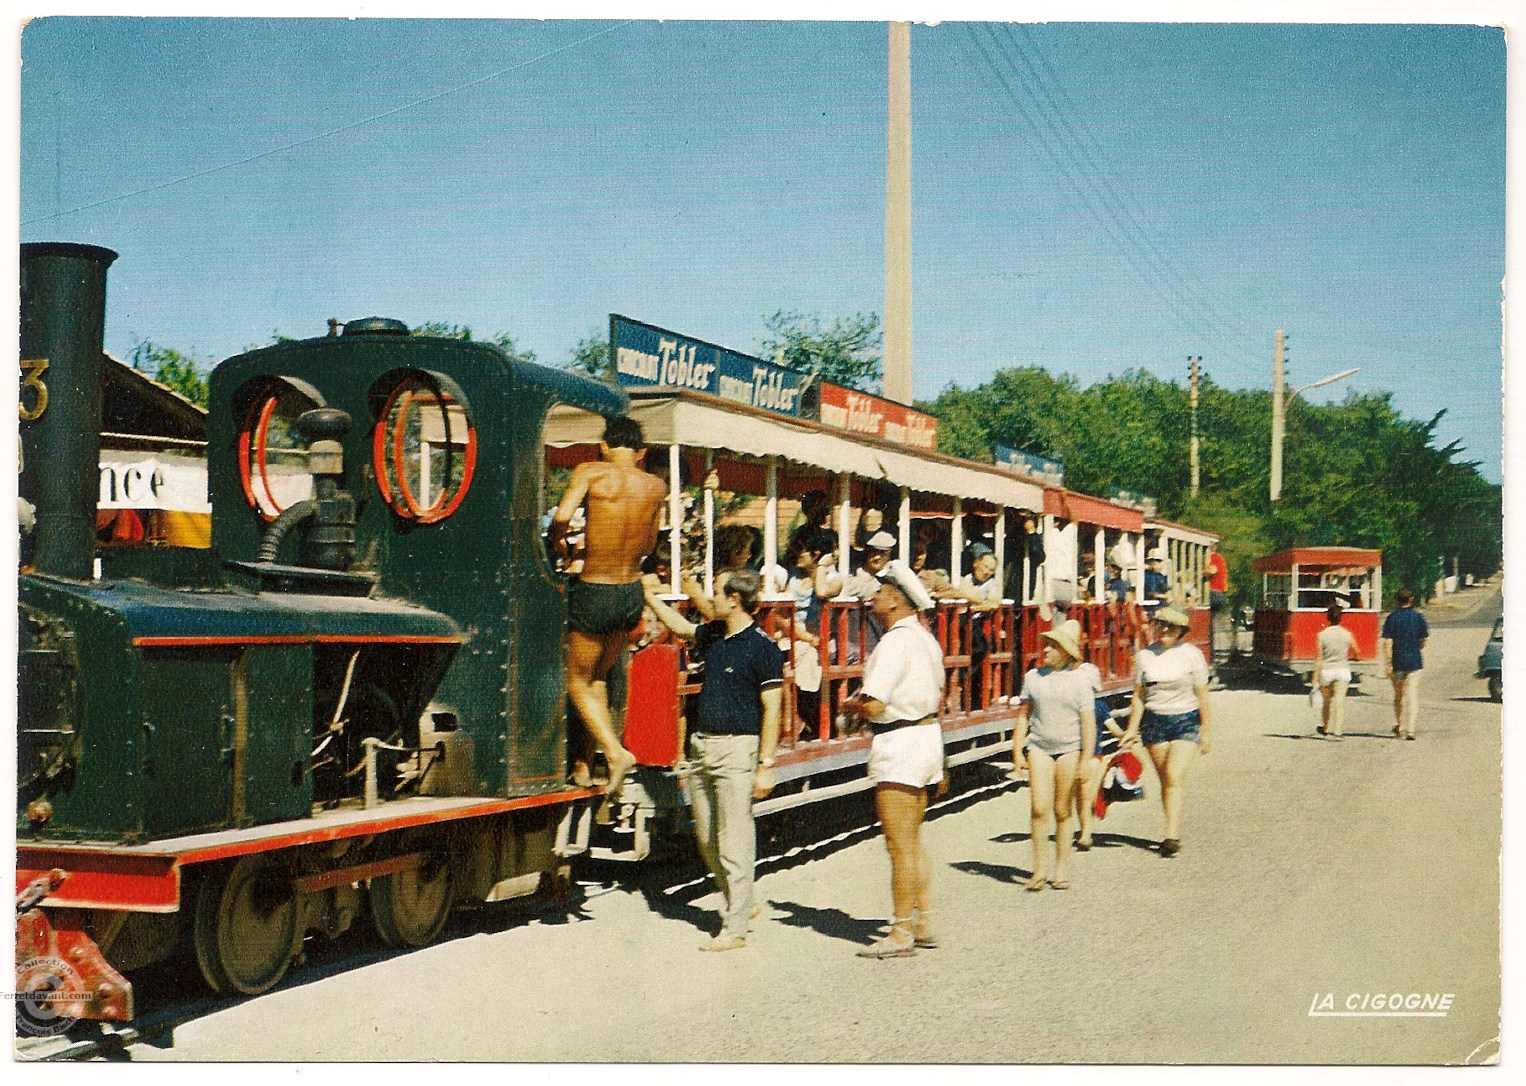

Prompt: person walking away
xmin=1012 ymin=619 xmax=1096 ymax=890
xmin=550 ymin=416 xmax=665 ymax=795
xmin=642 ymin=568 xmax=782 ymax=951
xmin=840 ymin=562 xmax=946 ymax=958
xmin=1382 ymin=588 xmax=1429 ymax=740
xmin=1313 ymin=605 xmax=1358 ymax=739
xmin=1119 ymin=606 xmax=1211 ymax=857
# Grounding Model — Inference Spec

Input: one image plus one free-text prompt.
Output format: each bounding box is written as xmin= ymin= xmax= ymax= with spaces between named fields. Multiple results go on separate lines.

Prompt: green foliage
xmin=758 ymin=310 xmax=883 ymax=392
xmin=931 ymin=366 xmax=1501 ymax=603
xmin=565 ymin=333 xmax=612 ymax=378
xmin=411 ymin=322 xmax=536 ymax=363
xmin=130 ymin=340 xmax=209 ymax=408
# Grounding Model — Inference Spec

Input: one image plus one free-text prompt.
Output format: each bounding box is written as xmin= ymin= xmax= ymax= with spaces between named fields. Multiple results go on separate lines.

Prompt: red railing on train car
xmin=626 ymin=594 xmax=1164 ymax=767
xmin=933 ymin=601 xmax=973 ymax=716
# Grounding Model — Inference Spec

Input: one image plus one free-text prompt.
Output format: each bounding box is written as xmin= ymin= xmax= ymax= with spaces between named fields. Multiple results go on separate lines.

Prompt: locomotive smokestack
xmin=19 ymin=242 xmax=118 ymax=579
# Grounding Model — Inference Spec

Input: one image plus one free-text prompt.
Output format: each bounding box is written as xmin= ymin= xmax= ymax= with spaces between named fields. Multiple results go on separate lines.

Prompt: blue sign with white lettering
xmin=992 ymin=442 xmax=1064 ymax=486
xmin=609 ymin=315 xmax=805 ymax=417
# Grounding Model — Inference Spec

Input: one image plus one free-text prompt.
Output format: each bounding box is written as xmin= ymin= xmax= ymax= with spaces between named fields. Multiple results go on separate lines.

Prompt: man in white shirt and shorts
xmin=841 ymin=561 xmax=946 ymax=958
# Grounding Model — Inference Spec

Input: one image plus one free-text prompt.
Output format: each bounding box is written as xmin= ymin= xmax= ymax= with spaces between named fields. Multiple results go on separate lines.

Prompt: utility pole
xmin=884 ymin=21 xmax=913 ymax=406
xmin=1189 ymin=356 xmax=1201 ymax=498
xmin=1270 ymin=330 xmax=1286 ymax=502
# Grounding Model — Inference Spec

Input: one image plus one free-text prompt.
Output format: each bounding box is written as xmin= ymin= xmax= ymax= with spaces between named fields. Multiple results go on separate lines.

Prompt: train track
xmin=17 ymin=759 xmax=1020 ymax=1061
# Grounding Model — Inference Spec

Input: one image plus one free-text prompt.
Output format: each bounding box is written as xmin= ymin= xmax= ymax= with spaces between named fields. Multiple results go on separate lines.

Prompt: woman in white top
xmin=1012 ymin=619 xmax=1095 ymax=890
xmin=1121 ymin=607 xmax=1212 ymax=858
xmin=1313 ymin=605 xmax=1358 ymax=739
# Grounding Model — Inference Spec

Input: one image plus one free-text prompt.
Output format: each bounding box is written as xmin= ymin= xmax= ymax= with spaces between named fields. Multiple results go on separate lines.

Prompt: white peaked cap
xmin=883 ymin=559 xmax=937 ymax=611
xmin=865 ymin=530 xmax=897 ymax=550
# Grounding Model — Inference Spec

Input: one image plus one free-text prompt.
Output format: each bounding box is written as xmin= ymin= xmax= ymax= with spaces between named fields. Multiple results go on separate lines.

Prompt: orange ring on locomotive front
xmin=373 ymin=375 xmax=477 ymax=525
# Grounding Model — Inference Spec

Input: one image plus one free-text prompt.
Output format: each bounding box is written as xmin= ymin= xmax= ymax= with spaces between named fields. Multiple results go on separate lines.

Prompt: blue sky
xmin=18 ymin=15 xmax=1505 ymax=480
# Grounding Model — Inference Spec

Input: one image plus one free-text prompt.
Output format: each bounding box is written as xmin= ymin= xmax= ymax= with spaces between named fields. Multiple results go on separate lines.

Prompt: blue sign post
xmin=609 ymin=315 xmax=805 ymax=417
xmin=992 ymin=442 xmax=1064 ymax=487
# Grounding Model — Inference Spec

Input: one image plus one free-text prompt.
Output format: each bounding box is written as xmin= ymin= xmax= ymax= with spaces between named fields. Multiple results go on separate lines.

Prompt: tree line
xmin=924 ymin=366 xmax=1501 ymax=608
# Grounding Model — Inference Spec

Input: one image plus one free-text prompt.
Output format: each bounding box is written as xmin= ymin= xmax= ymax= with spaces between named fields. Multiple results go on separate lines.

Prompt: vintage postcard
xmin=10 ymin=2 xmax=1511 ymax=1072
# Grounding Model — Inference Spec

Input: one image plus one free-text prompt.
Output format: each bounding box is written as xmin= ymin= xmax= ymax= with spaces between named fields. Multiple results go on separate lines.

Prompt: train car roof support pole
xmin=668 ymin=444 xmax=683 ymax=596
xmin=703 ymin=449 xmax=715 ymax=597
xmin=899 ymin=487 xmax=911 ymax=565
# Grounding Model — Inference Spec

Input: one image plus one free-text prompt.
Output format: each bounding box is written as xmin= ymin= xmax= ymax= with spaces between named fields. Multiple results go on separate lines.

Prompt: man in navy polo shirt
xmin=643 ymin=567 xmax=783 ymax=951
xmin=1382 ymin=587 xmax=1430 ymax=740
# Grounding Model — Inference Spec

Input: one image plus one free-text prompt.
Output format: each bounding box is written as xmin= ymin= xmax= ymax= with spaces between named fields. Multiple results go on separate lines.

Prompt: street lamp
xmin=1270 ymin=328 xmax=1357 ymax=501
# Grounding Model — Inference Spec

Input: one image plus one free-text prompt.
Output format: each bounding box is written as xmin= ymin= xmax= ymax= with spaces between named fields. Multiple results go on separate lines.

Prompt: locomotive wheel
xmin=193 ymin=855 xmax=301 ymax=996
xmin=369 ymin=850 xmax=454 ymax=948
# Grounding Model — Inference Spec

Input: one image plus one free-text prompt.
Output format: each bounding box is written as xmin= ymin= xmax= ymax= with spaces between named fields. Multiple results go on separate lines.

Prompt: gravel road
xmin=134 ymin=585 xmax=1502 ymax=1064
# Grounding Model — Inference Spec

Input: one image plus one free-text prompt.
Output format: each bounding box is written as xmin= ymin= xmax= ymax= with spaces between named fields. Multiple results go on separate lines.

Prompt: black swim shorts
xmin=566 ymin=578 xmax=645 ymax=636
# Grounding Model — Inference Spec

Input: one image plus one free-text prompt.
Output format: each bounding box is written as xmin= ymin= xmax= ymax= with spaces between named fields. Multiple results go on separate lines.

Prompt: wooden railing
xmin=635 ymin=595 xmax=1162 ymax=763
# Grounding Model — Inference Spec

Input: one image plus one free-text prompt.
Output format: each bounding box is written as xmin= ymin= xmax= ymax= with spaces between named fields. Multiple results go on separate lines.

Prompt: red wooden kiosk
xmin=1250 ymin=546 xmax=1382 ymax=680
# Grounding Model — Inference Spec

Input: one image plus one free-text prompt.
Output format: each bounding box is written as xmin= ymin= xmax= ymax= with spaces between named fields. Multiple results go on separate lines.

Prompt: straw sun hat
xmin=1153 ymin=606 xmax=1191 ymax=629
xmin=1039 ymin=619 xmax=1083 ymax=662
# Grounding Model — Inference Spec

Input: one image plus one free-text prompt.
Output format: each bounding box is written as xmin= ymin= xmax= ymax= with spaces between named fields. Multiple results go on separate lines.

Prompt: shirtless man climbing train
xmin=549 ymin=416 xmax=667 ymax=795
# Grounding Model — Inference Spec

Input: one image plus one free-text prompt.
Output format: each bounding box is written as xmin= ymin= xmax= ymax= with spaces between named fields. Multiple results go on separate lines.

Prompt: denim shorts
xmin=1140 ymin=709 xmax=1201 ymax=746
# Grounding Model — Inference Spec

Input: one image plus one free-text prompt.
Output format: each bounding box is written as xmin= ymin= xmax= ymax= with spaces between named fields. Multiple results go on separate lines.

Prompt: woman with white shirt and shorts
xmin=1013 ymin=619 xmax=1096 ymax=890
xmin=841 ymin=562 xmax=946 ymax=958
xmin=1120 ymin=606 xmax=1212 ymax=857
xmin=1313 ymin=605 xmax=1358 ymax=739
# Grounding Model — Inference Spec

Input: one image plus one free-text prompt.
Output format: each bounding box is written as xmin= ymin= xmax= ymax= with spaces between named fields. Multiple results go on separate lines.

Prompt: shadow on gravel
xmin=1452 ymin=695 xmax=1499 ymax=704
xmin=950 ymin=859 xmax=1033 ymax=884
xmin=766 ymin=900 xmax=885 ymax=946
xmin=634 ymin=883 xmax=722 ymax=936
xmin=986 ymin=830 xmax=1156 ymax=853
xmin=1265 ymin=730 xmax=1402 ymax=741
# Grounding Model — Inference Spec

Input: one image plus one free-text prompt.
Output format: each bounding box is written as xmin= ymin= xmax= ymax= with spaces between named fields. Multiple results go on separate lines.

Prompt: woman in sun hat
xmin=1012 ymin=618 xmax=1095 ymax=890
xmin=1119 ymin=606 xmax=1212 ymax=858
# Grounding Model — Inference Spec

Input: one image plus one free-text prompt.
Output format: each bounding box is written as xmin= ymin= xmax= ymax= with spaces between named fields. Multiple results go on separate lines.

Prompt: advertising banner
xmin=1106 ymin=486 xmax=1158 ymax=518
xmin=813 ymin=382 xmax=937 ymax=450
xmin=992 ymin=442 xmax=1064 ymax=487
xmin=610 ymin=315 xmax=804 ymax=417
xmin=98 ymin=451 xmax=211 ymax=512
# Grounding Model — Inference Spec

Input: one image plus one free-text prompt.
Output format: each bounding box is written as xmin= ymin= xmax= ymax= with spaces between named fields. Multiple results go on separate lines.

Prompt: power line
xmin=22 ymin=20 xmax=637 ymax=228
xmin=1005 ymin=25 xmax=1267 ymax=353
xmin=959 ymin=24 xmax=1263 ymax=372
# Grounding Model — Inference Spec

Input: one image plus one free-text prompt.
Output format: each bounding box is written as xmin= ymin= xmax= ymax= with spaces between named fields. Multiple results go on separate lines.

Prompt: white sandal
xmin=857 ymin=918 xmax=917 ymax=958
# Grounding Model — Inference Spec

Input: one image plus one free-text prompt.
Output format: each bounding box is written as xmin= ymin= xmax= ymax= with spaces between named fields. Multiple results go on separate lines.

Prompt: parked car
xmin=1476 ymin=616 xmax=1503 ymax=702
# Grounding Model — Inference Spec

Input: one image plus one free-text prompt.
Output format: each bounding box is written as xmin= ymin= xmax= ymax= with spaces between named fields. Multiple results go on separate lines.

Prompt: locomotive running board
xmin=752 ymin=735 xmax=1016 ymax=816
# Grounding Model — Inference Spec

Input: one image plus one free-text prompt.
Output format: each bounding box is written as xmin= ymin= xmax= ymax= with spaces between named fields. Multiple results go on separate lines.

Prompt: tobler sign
xmin=610 ymin=315 xmax=804 ymax=417
xmin=814 ymin=382 xmax=938 ymax=450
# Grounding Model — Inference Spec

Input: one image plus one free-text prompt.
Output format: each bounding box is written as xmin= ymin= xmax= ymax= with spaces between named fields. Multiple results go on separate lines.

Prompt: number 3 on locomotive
xmin=19 ymin=357 xmax=48 ymax=420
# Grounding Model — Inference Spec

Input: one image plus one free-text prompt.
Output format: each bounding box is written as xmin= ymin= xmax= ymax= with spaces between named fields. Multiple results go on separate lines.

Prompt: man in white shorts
xmin=841 ymin=561 xmax=945 ymax=959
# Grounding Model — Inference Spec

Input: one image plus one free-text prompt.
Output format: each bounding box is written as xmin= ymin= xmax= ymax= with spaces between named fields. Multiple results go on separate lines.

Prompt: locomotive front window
xmin=238 ymin=378 xmax=322 ymax=521
xmin=373 ymin=373 xmax=477 ymax=524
